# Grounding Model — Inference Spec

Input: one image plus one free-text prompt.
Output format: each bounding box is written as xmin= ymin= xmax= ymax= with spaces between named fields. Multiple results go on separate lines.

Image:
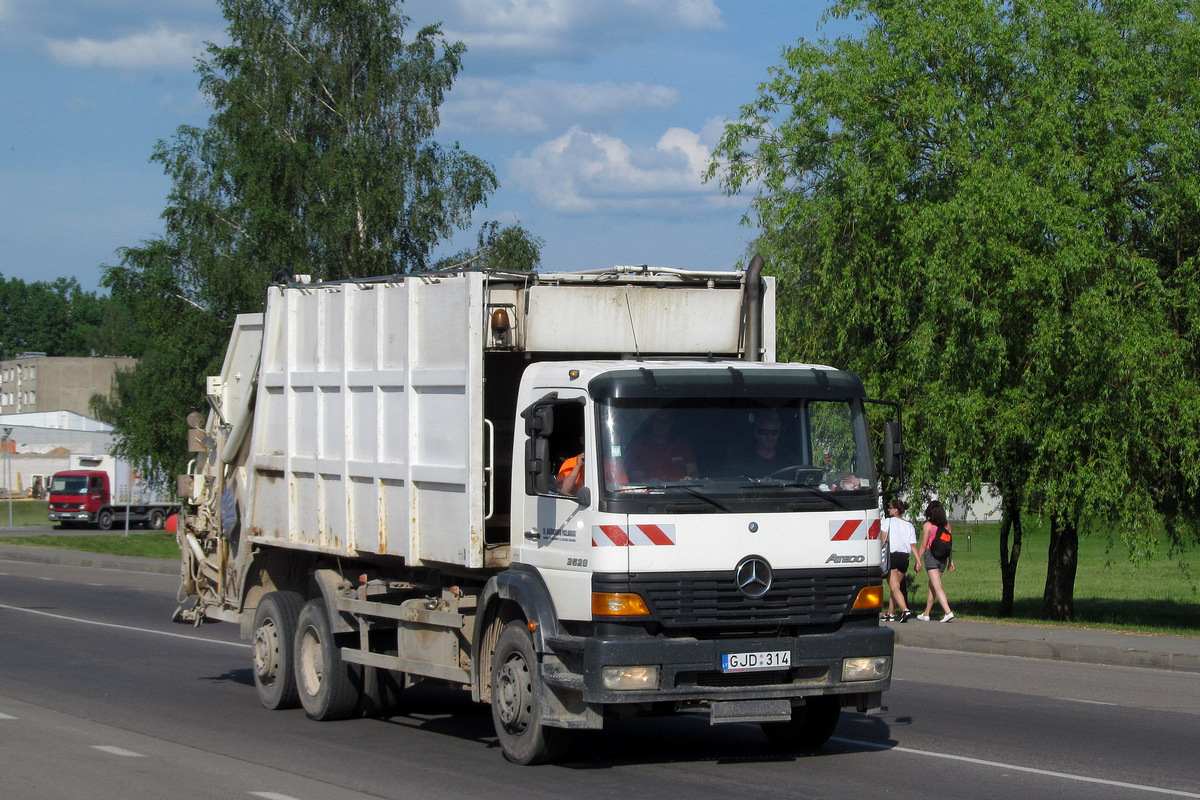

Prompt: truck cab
xmin=509 ymin=361 xmax=890 ymax=747
xmin=47 ymin=470 xmax=109 ymax=526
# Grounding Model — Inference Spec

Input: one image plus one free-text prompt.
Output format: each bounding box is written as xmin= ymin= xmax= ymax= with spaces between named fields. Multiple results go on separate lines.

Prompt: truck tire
xmin=295 ymin=599 xmax=358 ymax=721
xmin=490 ymin=621 xmax=569 ymax=765
xmin=147 ymin=509 xmax=165 ymax=530
xmin=761 ymin=695 xmax=841 ymax=751
xmin=252 ymin=591 xmax=304 ymax=709
xmin=97 ymin=509 xmax=114 ymax=531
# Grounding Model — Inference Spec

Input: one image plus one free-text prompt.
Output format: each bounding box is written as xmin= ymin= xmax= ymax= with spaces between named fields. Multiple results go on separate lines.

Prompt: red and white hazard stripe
xmin=829 ymin=519 xmax=882 ymax=541
xmin=592 ymin=524 xmax=677 ymax=546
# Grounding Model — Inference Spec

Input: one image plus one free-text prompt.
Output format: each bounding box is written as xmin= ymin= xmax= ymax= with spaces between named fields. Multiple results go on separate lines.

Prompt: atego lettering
xmin=826 ymin=553 xmax=866 ymax=564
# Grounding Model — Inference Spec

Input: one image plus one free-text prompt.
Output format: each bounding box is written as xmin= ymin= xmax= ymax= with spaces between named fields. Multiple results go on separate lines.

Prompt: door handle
xmin=524 ymin=529 xmax=540 ymax=541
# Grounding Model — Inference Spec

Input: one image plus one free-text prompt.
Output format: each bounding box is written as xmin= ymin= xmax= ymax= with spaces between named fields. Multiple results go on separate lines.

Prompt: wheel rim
xmin=298 ymin=626 xmax=325 ymax=698
xmin=253 ymin=619 xmax=280 ymax=684
xmin=496 ymin=651 xmax=532 ymax=733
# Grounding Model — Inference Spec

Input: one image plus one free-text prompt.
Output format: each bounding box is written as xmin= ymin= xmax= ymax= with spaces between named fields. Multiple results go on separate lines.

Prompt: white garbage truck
xmin=175 ymin=259 xmax=902 ymax=764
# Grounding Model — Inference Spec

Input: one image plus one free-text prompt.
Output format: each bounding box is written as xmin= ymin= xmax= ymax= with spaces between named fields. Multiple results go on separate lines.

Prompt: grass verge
xmin=0 ymin=499 xmax=54 ymax=527
xmin=0 ymin=532 xmax=180 ymax=559
xmin=889 ymin=519 xmax=1200 ymax=636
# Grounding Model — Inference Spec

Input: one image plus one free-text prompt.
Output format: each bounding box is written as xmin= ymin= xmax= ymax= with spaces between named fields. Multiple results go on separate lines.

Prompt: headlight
xmin=841 ymin=656 xmax=890 ymax=682
xmin=602 ymin=665 xmax=660 ymax=690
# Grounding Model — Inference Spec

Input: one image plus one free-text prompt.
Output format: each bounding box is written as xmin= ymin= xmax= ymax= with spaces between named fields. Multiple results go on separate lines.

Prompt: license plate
xmin=721 ymin=650 xmax=791 ymax=673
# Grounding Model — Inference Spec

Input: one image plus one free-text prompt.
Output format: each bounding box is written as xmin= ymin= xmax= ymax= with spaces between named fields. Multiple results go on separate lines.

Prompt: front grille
xmin=596 ymin=568 xmax=867 ymax=629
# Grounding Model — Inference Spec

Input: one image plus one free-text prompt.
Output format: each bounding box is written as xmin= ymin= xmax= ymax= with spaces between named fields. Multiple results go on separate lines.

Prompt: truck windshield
xmin=592 ymin=367 xmax=878 ymax=514
xmin=50 ymin=476 xmax=89 ymax=494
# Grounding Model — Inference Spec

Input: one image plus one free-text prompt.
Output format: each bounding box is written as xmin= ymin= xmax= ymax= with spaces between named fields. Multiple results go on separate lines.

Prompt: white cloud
xmin=46 ymin=24 xmax=205 ymax=71
xmin=442 ymin=77 xmax=679 ymax=134
xmin=411 ymin=0 xmax=723 ymax=68
xmin=508 ymin=118 xmax=733 ymax=213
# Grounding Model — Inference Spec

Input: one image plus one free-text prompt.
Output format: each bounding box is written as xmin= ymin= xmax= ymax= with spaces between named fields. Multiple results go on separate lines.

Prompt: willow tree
xmin=710 ymin=0 xmax=1200 ymax=620
xmin=101 ymin=0 xmax=506 ymax=481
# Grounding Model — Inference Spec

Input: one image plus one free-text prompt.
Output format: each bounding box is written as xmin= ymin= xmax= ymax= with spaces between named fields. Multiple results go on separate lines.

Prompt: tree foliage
xmin=710 ymin=0 xmax=1200 ymax=619
xmin=101 ymin=0 xmax=510 ymax=483
xmin=0 ymin=275 xmax=146 ymax=360
xmin=431 ymin=220 xmax=545 ymax=272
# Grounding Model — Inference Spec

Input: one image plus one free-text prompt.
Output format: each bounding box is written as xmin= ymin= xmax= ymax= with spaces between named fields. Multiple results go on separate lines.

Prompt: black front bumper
xmin=547 ymin=623 xmax=892 ymax=706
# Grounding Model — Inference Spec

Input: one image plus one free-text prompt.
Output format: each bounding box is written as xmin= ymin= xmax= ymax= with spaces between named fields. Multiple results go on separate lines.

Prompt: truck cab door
xmin=517 ymin=391 xmax=603 ymax=621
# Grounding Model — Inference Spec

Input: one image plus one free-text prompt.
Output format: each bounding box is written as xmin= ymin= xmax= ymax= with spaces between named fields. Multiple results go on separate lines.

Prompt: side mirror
xmin=523 ymin=407 xmax=554 ymax=438
xmin=883 ymin=420 xmax=904 ymax=479
xmin=525 ymin=436 xmax=552 ymax=495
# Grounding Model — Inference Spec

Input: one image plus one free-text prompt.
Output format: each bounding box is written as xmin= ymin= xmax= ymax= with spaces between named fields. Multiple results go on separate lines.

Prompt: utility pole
xmin=2 ymin=427 xmax=13 ymax=528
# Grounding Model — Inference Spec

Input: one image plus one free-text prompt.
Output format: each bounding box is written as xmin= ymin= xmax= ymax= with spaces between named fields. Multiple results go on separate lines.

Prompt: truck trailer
xmin=48 ymin=454 xmax=178 ymax=530
xmin=174 ymin=261 xmax=902 ymax=764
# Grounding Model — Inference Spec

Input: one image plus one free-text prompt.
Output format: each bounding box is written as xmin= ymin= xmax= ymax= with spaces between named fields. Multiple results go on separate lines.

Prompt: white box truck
xmin=175 ymin=261 xmax=902 ymax=764
xmin=48 ymin=453 xmax=178 ymax=530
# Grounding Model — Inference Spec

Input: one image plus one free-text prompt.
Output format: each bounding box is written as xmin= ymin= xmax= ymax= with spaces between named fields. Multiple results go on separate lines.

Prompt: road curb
xmin=891 ymin=621 xmax=1200 ymax=673
xmin=0 ymin=543 xmax=179 ymax=576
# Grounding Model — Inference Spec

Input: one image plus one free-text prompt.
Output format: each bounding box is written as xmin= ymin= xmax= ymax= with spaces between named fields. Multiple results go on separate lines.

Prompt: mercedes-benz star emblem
xmin=734 ymin=555 xmax=773 ymax=599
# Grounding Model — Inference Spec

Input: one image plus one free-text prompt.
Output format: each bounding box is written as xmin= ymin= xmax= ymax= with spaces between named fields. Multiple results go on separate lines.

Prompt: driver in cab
xmin=729 ymin=410 xmax=797 ymax=478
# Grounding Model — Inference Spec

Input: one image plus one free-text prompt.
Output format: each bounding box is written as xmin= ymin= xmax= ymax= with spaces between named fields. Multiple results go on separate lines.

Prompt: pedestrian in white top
xmin=880 ymin=499 xmax=918 ymax=622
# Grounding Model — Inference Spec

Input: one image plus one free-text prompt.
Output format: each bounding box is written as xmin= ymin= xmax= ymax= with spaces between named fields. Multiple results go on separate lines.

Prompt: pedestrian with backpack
xmin=915 ymin=500 xmax=955 ymax=622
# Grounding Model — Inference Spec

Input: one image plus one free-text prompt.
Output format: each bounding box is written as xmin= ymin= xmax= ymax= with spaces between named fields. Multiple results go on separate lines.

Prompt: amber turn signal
xmin=852 ymin=585 xmax=884 ymax=610
xmin=592 ymin=592 xmax=650 ymax=617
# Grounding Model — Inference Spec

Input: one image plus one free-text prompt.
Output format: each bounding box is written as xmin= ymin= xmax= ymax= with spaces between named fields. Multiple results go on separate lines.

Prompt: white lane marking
xmin=250 ymin=793 xmax=305 ymax=800
xmin=0 ymin=603 xmax=248 ymax=649
xmin=92 ymin=746 xmax=146 ymax=757
xmin=1059 ymin=697 xmax=1117 ymax=706
xmin=834 ymin=737 xmax=1200 ymax=798
xmin=0 ymin=713 xmax=16 ymax=719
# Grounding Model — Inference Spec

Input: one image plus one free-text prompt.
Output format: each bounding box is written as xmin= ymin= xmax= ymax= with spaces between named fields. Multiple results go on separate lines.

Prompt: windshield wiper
xmin=655 ymin=482 xmax=734 ymax=512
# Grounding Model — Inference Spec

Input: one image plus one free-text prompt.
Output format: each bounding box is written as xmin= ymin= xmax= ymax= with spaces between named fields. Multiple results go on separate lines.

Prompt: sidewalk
xmin=886 ymin=615 xmax=1200 ymax=673
xmin=2 ymin=537 xmax=1199 ymax=673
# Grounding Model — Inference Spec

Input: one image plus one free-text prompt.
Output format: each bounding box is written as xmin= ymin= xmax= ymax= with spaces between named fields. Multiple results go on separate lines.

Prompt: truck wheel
xmin=295 ymin=599 xmax=358 ymax=721
xmin=97 ymin=509 xmax=114 ymax=531
xmin=252 ymin=591 xmax=304 ymax=709
xmin=147 ymin=509 xmax=165 ymax=530
xmin=490 ymin=621 xmax=568 ymax=765
xmin=761 ymin=695 xmax=841 ymax=751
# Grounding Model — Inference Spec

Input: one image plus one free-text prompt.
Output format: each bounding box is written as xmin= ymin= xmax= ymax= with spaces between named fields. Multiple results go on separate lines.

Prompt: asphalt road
xmin=1 ymin=555 xmax=1198 ymax=800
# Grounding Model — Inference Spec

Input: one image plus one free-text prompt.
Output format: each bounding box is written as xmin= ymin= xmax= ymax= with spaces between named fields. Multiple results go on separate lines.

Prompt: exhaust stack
xmin=744 ymin=253 xmax=765 ymax=362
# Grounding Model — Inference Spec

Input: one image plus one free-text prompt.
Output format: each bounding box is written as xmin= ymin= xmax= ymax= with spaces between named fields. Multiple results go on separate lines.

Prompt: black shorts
xmin=888 ymin=553 xmax=910 ymax=574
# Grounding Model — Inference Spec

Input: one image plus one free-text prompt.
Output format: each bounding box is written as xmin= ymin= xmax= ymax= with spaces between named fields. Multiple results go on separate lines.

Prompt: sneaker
xmin=916 ymin=614 xmax=931 ymax=621
xmin=897 ymin=610 xmax=913 ymax=623
xmin=881 ymin=612 xmax=894 ymax=621
xmin=941 ymin=612 xmax=956 ymax=623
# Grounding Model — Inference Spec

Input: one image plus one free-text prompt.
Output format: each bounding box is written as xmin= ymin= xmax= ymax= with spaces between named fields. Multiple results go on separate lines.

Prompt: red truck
xmin=47 ymin=455 xmax=178 ymax=530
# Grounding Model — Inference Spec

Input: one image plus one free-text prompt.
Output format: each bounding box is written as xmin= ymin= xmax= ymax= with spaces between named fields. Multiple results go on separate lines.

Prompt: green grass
xmin=0 ymin=499 xmax=55 ymax=527
xmin=888 ymin=519 xmax=1200 ymax=636
xmin=1 ymin=532 xmax=180 ymax=559
xmin=0 ymin=499 xmax=179 ymax=558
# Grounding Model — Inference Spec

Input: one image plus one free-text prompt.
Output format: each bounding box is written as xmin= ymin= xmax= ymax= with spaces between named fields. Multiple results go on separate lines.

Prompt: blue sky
xmin=0 ymin=1 xmax=861 ymax=292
